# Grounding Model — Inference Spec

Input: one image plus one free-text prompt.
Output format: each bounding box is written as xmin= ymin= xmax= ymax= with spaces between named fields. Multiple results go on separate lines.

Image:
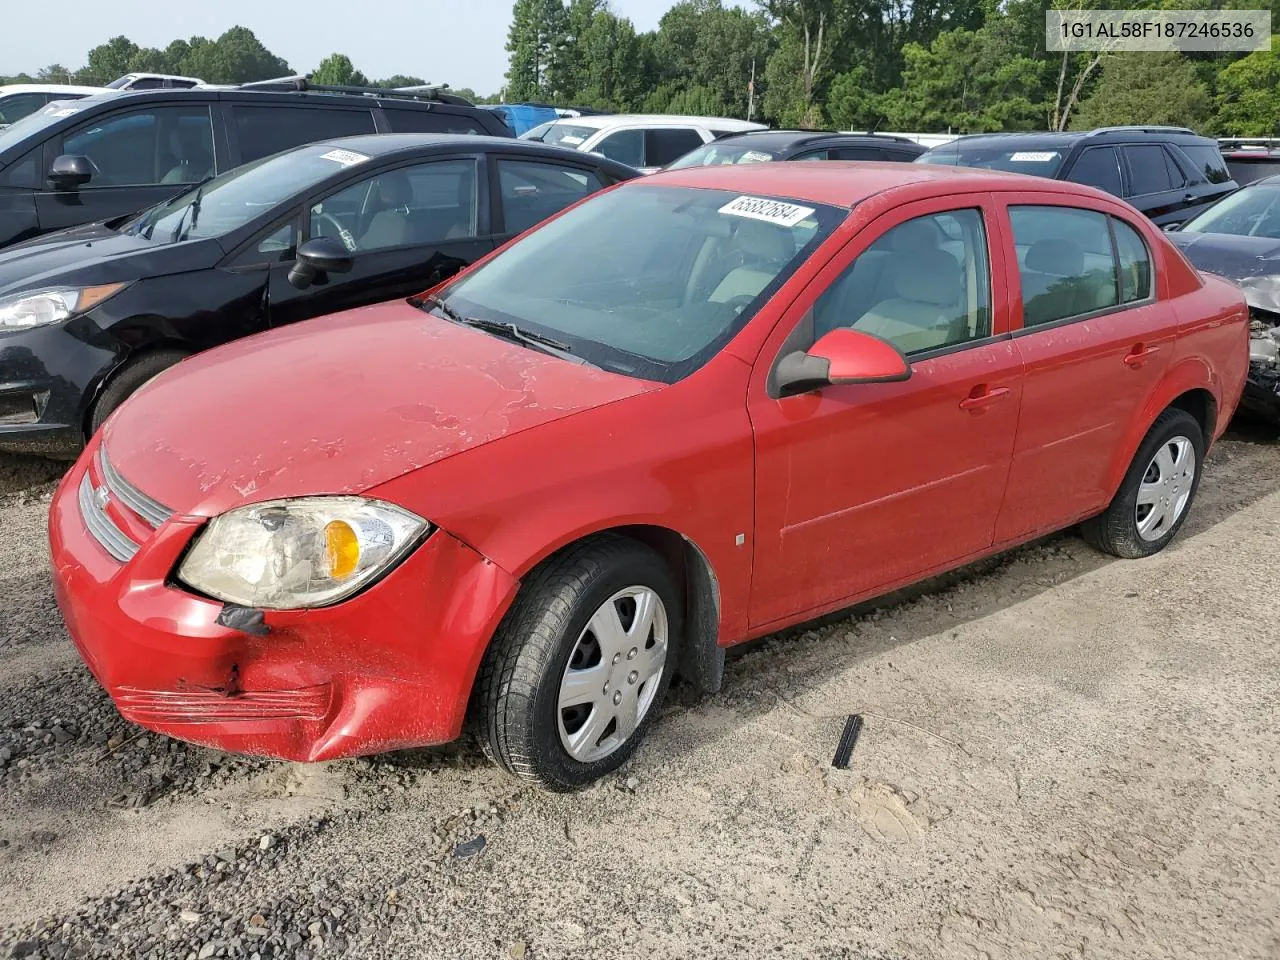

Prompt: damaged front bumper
xmin=48 ymin=452 xmax=520 ymax=761
xmin=1245 ymin=311 xmax=1280 ymax=422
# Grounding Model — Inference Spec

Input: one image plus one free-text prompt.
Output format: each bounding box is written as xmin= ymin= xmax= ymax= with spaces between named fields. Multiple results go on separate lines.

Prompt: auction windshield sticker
xmin=719 ymin=196 xmax=816 ymax=228
xmin=1047 ymin=9 xmax=1270 ymax=52
xmin=1010 ymin=152 xmax=1059 ymax=163
xmin=319 ymin=149 xmax=371 ymax=166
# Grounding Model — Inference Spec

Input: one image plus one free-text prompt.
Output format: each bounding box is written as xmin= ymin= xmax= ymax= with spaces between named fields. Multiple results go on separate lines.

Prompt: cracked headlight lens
xmin=178 ymin=496 xmax=429 ymax=609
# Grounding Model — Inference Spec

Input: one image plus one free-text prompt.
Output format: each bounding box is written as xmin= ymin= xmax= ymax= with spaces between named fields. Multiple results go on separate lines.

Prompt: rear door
xmin=34 ymin=102 xmax=217 ymax=233
xmin=643 ymin=127 xmax=706 ymax=171
xmin=1171 ymin=142 xmax=1237 ymax=215
xmin=993 ymin=195 xmax=1173 ymax=542
xmin=265 ymin=153 xmax=494 ymax=327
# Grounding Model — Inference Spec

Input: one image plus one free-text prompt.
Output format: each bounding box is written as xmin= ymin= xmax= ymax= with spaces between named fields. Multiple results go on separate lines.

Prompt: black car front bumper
xmin=0 ymin=317 xmax=121 ymax=457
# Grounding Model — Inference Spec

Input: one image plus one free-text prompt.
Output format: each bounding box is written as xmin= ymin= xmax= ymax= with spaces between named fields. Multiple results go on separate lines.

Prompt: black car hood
xmin=1168 ymin=231 xmax=1280 ymax=313
xmin=0 ymin=221 xmax=221 ymax=296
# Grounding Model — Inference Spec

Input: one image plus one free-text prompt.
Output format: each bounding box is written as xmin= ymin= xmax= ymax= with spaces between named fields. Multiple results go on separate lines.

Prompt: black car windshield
xmin=438 ymin=184 xmax=845 ymax=382
xmin=920 ymin=144 xmax=1067 ymax=177
xmin=666 ymin=142 xmax=780 ymax=169
xmin=1182 ymin=182 xmax=1280 ymax=237
xmin=127 ymin=142 xmax=375 ymax=243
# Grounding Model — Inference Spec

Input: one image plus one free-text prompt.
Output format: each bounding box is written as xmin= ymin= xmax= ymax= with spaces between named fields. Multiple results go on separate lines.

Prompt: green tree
xmin=648 ymin=0 xmax=774 ymax=118
xmin=35 ymin=64 xmax=74 ymax=84
xmin=181 ymin=27 xmax=291 ymax=83
xmin=575 ymin=9 xmax=645 ymax=108
xmin=1215 ymin=42 xmax=1280 ymax=136
xmin=505 ymin=0 xmax=570 ymax=100
xmin=82 ymin=35 xmax=141 ymax=85
xmin=312 ymin=53 xmax=368 ymax=86
xmin=763 ymin=0 xmax=836 ymax=126
xmin=1070 ymin=52 xmax=1212 ymax=132
xmin=373 ymin=75 xmax=428 ymax=88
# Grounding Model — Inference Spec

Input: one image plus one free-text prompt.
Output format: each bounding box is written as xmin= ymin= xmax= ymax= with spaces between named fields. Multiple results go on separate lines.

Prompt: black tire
xmin=88 ymin=350 xmax=187 ymax=437
xmin=1080 ymin=408 xmax=1204 ymax=559
xmin=474 ymin=535 xmax=681 ymax=791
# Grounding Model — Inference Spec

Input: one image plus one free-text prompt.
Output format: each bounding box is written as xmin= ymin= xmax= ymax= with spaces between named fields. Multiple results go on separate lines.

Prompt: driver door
xmin=265 ymin=155 xmax=494 ymax=328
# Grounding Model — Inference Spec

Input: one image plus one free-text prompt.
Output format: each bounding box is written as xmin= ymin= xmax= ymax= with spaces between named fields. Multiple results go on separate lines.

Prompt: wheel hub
xmin=1135 ymin=436 xmax=1196 ymax=542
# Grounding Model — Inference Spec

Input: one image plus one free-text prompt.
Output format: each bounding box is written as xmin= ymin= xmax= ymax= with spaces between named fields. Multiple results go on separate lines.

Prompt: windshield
xmin=437 ymin=184 xmax=845 ymax=382
xmin=1182 ymin=183 xmax=1280 ymax=238
xmin=125 ymin=142 xmax=372 ymax=243
xmin=0 ymin=98 xmax=93 ymax=156
xmin=920 ymin=144 xmax=1067 ymax=177
xmin=667 ymin=142 xmax=779 ymax=169
xmin=539 ymin=123 xmax=596 ymax=149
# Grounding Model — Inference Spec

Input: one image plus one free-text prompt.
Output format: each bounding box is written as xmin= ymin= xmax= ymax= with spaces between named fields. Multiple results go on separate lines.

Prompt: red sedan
xmin=49 ymin=163 xmax=1249 ymax=790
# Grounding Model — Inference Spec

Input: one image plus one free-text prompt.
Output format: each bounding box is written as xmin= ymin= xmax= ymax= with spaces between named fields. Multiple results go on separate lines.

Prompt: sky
xmin=1 ymin=0 xmax=682 ymax=96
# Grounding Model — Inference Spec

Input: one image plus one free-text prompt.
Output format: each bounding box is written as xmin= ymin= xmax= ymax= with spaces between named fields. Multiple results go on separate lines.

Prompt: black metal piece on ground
xmin=832 ymin=715 xmax=864 ymax=769
xmin=454 ymin=835 xmax=487 ymax=859
xmin=216 ymin=605 xmax=270 ymax=636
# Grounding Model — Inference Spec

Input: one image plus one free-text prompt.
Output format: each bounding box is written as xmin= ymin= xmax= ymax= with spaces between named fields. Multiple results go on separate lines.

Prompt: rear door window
xmin=383 ymin=108 xmax=484 ymax=135
xmin=1122 ymin=145 xmax=1176 ymax=197
xmin=594 ymin=129 xmax=643 ymax=166
xmin=1009 ymin=205 xmax=1119 ymax=327
xmin=498 ymin=158 xmax=603 ymax=234
xmin=831 ymin=146 xmax=886 ymax=161
xmin=644 ymin=128 xmax=705 ymax=167
xmin=231 ymin=105 xmax=376 ymax=163
xmin=1066 ymin=147 xmax=1122 ymax=195
xmin=59 ymin=106 xmax=215 ymax=187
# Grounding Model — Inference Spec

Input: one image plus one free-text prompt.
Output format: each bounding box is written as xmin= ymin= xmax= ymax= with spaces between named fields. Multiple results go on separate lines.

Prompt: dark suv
xmin=0 ymin=80 xmax=512 ymax=249
xmin=917 ymin=126 xmax=1236 ymax=227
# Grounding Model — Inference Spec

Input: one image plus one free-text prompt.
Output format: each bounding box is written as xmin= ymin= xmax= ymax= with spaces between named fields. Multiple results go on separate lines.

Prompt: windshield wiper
xmin=416 ymin=294 xmax=588 ymax=365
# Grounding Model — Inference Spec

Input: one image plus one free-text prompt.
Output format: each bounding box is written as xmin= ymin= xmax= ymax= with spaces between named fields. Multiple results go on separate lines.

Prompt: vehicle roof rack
xmin=1087 ymin=125 xmax=1196 ymax=136
xmin=233 ymin=75 xmax=474 ymax=106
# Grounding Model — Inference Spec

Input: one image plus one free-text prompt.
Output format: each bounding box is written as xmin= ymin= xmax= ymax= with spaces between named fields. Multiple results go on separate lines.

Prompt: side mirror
xmin=774 ymin=327 xmax=910 ymax=397
xmin=288 ymin=237 xmax=354 ymax=290
xmin=48 ymin=154 xmax=93 ymax=190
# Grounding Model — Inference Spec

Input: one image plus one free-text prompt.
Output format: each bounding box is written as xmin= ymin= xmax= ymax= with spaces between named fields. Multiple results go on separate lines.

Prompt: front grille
xmin=78 ymin=472 xmax=138 ymax=563
xmin=115 ymin=685 xmax=332 ymax=723
xmin=98 ymin=447 xmax=172 ymax=528
xmin=78 ymin=446 xmax=174 ymax=563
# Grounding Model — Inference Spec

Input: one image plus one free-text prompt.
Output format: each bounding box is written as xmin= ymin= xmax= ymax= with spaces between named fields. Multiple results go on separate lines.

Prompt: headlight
xmin=0 ymin=283 xmax=129 ymax=332
xmin=178 ymin=497 xmax=429 ymax=610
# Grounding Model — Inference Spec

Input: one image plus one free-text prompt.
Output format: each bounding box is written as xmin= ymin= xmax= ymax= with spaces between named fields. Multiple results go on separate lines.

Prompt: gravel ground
xmin=1 ymin=429 xmax=1278 ymax=960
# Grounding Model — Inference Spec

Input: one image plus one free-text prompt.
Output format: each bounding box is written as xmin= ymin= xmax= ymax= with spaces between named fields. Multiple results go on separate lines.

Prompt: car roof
xmin=711 ymin=129 xmax=921 ymax=151
xmin=544 ymin=114 xmax=766 ymax=132
xmin=0 ymin=84 xmax=108 ymax=97
xmin=647 ymin=160 xmax=1094 ymax=208
xmin=934 ymin=127 xmax=1214 ymax=151
xmin=312 ymin=132 xmax=638 ymax=169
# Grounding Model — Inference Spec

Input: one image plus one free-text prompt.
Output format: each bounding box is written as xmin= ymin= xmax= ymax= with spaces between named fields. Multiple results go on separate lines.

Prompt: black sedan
xmin=665 ymin=130 xmax=927 ymax=168
xmin=1167 ymin=176 xmax=1280 ymax=422
xmin=0 ymin=134 xmax=638 ymax=455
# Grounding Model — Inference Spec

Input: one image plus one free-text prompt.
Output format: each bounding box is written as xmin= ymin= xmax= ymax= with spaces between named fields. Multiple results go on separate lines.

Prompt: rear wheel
xmin=1080 ymin=408 xmax=1204 ymax=558
xmin=88 ymin=350 xmax=187 ymax=437
xmin=474 ymin=535 xmax=679 ymax=791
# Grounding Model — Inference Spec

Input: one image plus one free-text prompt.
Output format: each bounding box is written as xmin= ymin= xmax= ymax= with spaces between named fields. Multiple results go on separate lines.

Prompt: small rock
xmin=249 ymin=914 xmax=266 ymax=927
xmin=197 ymin=944 xmax=216 ymax=960
xmin=215 ymin=849 xmax=236 ymax=865
xmin=7 ymin=941 xmax=38 ymax=958
xmin=246 ymin=926 xmax=269 ymax=937
xmin=258 ymin=834 xmax=275 ymax=851
xmin=509 ymin=941 xmax=528 ymax=959
xmin=307 ymin=922 xmax=324 ymax=938
xmin=453 ymin=835 xmax=487 ymax=859
xmin=180 ymin=910 xmax=202 ymax=924
xmin=625 ymin=776 xmax=639 ymax=792
xmin=52 ymin=726 xmax=73 ymax=745
xmin=106 ymin=732 xmax=126 ymax=750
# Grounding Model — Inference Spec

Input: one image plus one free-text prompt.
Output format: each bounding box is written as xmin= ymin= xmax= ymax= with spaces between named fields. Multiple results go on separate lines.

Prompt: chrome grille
xmin=98 ymin=447 xmax=172 ymax=528
xmin=78 ymin=472 xmax=138 ymax=563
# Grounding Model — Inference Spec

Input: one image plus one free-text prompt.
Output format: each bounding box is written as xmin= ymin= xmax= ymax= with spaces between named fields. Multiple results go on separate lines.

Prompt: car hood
xmin=0 ymin=220 xmax=213 ymax=294
xmin=102 ymin=299 xmax=659 ymax=519
xmin=1169 ymin=231 xmax=1280 ymax=313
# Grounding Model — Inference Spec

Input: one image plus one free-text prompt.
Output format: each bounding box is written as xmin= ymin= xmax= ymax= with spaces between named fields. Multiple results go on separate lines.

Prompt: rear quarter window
xmin=384 ymin=107 xmax=485 ymax=135
xmin=1178 ymin=144 xmax=1233 ymax=185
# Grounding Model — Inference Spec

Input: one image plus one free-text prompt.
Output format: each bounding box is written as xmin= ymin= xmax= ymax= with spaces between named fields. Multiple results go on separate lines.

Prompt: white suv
xmin=522 ymin=114 xmax=767 ymax=173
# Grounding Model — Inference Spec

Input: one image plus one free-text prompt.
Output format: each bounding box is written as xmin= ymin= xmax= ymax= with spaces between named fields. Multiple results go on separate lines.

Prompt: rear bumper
xmin=49 ymin=452 xmax=520 ymax=760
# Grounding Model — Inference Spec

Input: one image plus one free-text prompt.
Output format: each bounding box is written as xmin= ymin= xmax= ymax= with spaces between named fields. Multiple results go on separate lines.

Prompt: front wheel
xmin=88 ymin=350 xmax=187 ymax=437
xmin=1080 ymin=408 xmax=1204 ymax=559
xmin=474 ymin=535 xmax=680 ymax=791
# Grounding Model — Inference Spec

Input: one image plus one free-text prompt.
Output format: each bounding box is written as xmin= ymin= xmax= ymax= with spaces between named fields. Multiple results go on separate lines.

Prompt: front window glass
xmin=61 ymin=106 xmax=214 ymax=187
xmin=439 ymin=184 xmax=845 ymax=382
xmin=922 ymin=144 xmax=1067 ymax=177
xmin=125 ymin=143 xmax=376 ymax=243
xmin=0 ymin=95 xmax=109 ymax=156
xmin=1010 ymin=206 xmax=1119 ymax=327
xmin=595 ymin=129 xmax=644 ymax=166
xmin=812 ymin=210 xmax=991 ymax=355
xmin=1181 ymin=183 xmax=1280 ymax=238
xmin=667 ymin=142 xmax=779 ymax=169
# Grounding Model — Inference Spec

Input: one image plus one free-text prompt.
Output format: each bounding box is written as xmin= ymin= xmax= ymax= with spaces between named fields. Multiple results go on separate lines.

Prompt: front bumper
xmin=1242 ymin=363 xmax=1280 ymax=423
xmin=48 ymin=449 xmax=520 ymax=760
xmin=0 ymin=318 xmax=120 ymax=457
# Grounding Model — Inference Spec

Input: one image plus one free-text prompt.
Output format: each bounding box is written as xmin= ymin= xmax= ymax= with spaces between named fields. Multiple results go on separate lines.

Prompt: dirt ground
xmin=1 ymin=430 xmax=1278 ymax=960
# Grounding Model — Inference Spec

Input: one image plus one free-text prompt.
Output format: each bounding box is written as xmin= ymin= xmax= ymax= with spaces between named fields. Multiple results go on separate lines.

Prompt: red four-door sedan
xmin=49 ymin=163 xmax=1249 ymax=790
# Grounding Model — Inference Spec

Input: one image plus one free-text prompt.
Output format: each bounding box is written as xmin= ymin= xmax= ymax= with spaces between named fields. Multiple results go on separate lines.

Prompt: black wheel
xmin=88 ymin=350 xmax=187 ymax=437
xmin=474 ymin=535 xmax=680 ymax=791
xmin=1080 ymin=408 xmax=1204 ymax=559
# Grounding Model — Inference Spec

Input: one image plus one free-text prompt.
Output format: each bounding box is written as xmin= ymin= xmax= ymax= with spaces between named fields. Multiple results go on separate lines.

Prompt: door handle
xmin=1124 ymin=344 xmax=1161 ymax=367
xmin=959 ymin=385 xmax=1011 ymax=412
xmin=1184 ymin=193 xmax=1196 ymax=203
